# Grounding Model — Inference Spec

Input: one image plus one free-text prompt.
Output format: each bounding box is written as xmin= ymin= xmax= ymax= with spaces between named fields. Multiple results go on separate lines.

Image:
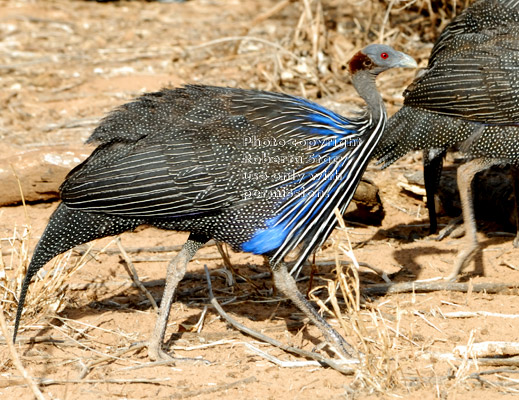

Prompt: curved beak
xmin=396 ymin=52 xmax=418 ymax=69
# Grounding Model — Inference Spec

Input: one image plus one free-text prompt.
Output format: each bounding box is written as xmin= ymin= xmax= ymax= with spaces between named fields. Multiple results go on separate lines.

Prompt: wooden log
xmin=0 ymin=144 xmax=90 ymax=206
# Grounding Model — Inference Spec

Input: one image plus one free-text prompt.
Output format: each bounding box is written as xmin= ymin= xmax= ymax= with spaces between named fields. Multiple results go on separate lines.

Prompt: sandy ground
xmin=2 ymin=1 xmax=519 ymax=399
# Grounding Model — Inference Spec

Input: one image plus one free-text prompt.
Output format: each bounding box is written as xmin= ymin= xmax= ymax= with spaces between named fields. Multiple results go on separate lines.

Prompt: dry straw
xmin=245 ymin=0 xmax=469 ymax=112
xmin=0 ymin=220 xmax=98 ymax=341
xmin=308 ymin=209 xmax=405 ymax=392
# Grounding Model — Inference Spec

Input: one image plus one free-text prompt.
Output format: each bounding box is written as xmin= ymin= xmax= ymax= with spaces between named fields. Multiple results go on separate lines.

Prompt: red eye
xmin=381 ymin=52 xmax=389 ymax=59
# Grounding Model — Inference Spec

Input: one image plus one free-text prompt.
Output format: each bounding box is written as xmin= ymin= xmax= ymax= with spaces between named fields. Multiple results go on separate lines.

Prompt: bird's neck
xmin=352 ymin=70 xmax=385 ymax=123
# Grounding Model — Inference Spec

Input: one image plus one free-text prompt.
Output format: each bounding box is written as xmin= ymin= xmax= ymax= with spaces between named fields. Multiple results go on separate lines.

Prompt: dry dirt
xmin=2 ymin=1 xmax=519 ymax=399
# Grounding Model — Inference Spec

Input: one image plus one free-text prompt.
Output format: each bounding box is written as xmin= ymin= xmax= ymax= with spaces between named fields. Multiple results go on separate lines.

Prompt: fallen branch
xmin=469 ymin=368 xmax=519 ymax=377
xmin=428 ymin=352 xmax=519 ymax=367
xmin=477 ymin=357 xmax=519 ymax=367
xmin=445 ymin=311 xmax=519 ymax=319
xmin=362 ymin=281 xmax=519 ymax=296
xmin=38 ymin=377 xmax=170 ymax=386
xmin=454 ymin=342 xmax=519 ymax=358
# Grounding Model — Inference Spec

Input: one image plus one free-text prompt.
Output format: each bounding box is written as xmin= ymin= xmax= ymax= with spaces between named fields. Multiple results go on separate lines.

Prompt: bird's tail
xmin=13 ymin=203 xmax=142 ymax=342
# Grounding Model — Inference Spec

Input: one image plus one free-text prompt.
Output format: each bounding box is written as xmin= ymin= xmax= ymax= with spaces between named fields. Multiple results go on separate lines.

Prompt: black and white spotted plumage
xmin=59 ymin=86 xmax=375 ymax=266
xmin=13 ymin=45 xmax=416 ymax=350
xmin=376 ymin=0 xmax=519 ymax=168
xmin=374 ymin=0 xmax=519 ymax=277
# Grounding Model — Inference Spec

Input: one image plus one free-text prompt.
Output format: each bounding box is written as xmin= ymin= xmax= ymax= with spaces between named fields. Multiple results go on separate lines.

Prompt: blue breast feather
xmin=241 ymin=96 xmax=361 ymax=255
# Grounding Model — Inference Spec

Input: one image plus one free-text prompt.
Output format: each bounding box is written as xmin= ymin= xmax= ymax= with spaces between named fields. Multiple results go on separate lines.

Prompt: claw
xmin=437 ymin=215 xmax=464 ymax=241
xmin=148 ymin=344 xmax=177 ymax=362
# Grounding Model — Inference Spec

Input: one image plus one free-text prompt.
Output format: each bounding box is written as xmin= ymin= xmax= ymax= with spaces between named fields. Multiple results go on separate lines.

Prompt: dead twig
xmin=315 ymin=259 xmax=394 ymax=283
xmin=37 ymin=377 xmax=170 ymax=386
xmin=244 ymin=342 xmax=336 ymax=368
xmin=78 ymin=342 xmax=147 ymax=379
xmin=167 ymin=376 xmax=258 ymax=400
xmin=0 ymin=335 xmax=70 ymax=345
xmin=0 ymin=305 xmax=45 ymax=400
xmin=502 ymin=261 xmax=519 ymax=271
xmin=116 ymin=238 xmax=158 ymax=312
xmin=413 ymin=310 xmax=443 ymax=333
xmin=455 ymin=342 xmax=519 ymax=358
xmin=362 ymin=281 xmax=519 ymax=296
xmin=445 ymin=311 xmax=519 ymax=319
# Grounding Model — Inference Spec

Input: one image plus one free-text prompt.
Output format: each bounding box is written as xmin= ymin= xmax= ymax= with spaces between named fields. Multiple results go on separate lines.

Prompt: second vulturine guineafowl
xmin=375 ymin=0 xmax=519 ymax=281
xmin=13 ymin=44 xmax=416 ymax=360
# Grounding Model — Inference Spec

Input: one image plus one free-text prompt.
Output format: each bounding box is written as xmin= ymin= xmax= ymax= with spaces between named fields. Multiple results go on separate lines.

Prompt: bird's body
xmin=14 ymin=45 xmax=416 ymax=360
xmin=375 ymin=0 xmax=519 ymax=280
xmin=60 ymin=86 xmax=378 ymax=267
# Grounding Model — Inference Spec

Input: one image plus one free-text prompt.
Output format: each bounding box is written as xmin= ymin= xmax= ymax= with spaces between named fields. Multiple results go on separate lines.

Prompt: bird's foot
xmin=445 ymin=245 xmax=479 ymax=282
xmin=445 ymin=270 xmax=461 ymax=283
xmin=148 ymin=342 xmax=176 ymax=362
xmin=437 ymin=216 xmax=464 ymax=241
xmin=514 ymin=234 xmax=519 ymax=248
xmin=148 ymin=342 xmax=210 ymax=364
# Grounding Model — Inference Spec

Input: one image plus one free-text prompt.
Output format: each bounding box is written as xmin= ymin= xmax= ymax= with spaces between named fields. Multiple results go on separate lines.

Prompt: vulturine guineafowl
xmin=374 ymin=0 xmax=519 ymax=281
xmin=420 ymin=0 xmax=519 ymax=237
xmin=13 ymin=44 xmax=416 ymax=360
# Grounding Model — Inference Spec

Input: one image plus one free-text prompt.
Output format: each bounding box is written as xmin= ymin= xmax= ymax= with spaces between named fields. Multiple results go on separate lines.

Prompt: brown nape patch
xmin=348 ymin=51 xmax=373 ymax=75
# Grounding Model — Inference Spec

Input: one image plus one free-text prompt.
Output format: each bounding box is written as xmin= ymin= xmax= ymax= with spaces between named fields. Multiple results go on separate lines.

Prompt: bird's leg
xmin=437 ymin=215 xmax=465 ymax=240
xmin=448 ymin=158 xmax=495 ymax=281
xmin=270 ymin=260 xmax=356 ymax=359
xmin=511 ymin=166 xmax=519 ymax=248
xmin=148 ymin=233 xmax=208 ymax=361
xmin=423 ymin=149 xmax=445 ymax=235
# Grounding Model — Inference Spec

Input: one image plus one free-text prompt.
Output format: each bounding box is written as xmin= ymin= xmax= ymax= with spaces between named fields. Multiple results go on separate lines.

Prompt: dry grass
xmin=0 ymin=215 xmax=100 ymax=342
xmin=212 ymin=0 xmax=473 ymax=121
xmin=310 ymin=211 xmax=406 ymax=393
xmin=307 ymin=210 xmax=519 ymax=396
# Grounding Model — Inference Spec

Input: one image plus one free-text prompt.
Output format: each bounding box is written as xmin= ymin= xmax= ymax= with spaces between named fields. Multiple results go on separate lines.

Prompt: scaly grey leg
xmin=270 ymin=260 xmax=356 ymax=358
xmin=448 ymin=158 xmax=496 ymax=281
xmin=148 ymin=233 xmax=208 ymax=361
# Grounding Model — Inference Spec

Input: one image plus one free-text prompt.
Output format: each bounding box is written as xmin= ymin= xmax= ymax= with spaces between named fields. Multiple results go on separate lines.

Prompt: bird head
xmin=348 ymin=44 xmax=417 ymax=76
